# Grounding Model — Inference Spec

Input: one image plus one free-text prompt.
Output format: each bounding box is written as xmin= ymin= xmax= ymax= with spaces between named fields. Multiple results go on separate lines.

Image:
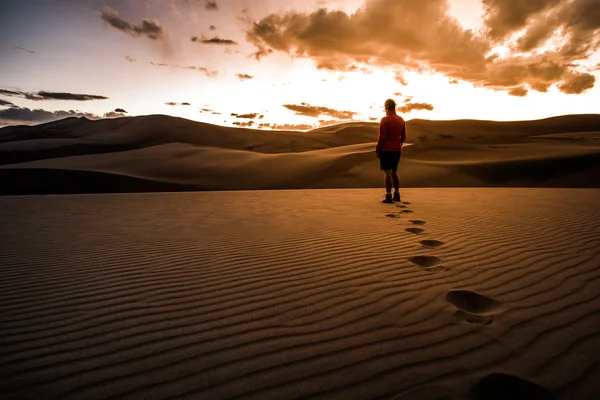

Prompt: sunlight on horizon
xmin=0 ymin=0 xmax=599 ymax=129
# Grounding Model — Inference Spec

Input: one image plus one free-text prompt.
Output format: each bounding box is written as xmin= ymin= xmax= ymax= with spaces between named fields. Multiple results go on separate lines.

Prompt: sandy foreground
xmin=1 ymin=188 xmax=599 ymax=400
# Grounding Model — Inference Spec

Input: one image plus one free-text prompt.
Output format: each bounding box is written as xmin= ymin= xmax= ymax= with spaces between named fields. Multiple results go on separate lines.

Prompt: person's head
xmin=384 ymin=99 xmax=396 ymax=112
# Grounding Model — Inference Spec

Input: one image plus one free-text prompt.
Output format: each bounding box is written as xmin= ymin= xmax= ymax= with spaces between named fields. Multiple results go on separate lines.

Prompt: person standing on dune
xmin=376 ymin=99 xmax=407 ymax=203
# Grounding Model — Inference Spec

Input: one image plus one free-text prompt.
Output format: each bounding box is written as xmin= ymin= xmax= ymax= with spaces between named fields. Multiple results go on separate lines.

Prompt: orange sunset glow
xmin=1 ymin=0 xmax=599 ymax=128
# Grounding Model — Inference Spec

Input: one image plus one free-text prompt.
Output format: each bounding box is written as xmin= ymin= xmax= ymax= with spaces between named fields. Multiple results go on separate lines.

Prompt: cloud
xmin=165 ymin=102 xmax=191 ymax=106
xmin=235 ymin=73 xmax=254 ymax=80
xmin=205 ymin=0 xmax=218 ymax=10
xmin=508 ymin=87 xmax=528 ymax=97
xmin=283 ymin=103 xmax=357 ymax=119
xmin=192 ymin=36 xmax=238 ymax=45
xmin=0 ymin=99 xmax=16 ymax=107
xmin=209 ymin=25 xmax=217 ymax=31
xmin=236 ymin=113 xmax=258 ymax=119
xmin=0 ymin=88 xmax=108 ymax=101
xmin=125 ymin=56 xmax=137 ymax=63
xmin=245 ymin=0 xmax=599 ymax=95
xmin=200 ymin=108 xmax=221 ymax=114
xmin=114 ymin=108 xmax=128 ymax=113
xmin=258 ymin=123 xmax=314 ymax=130
xmin=103 ymin=111 xmax=127 ymax=118
xmin=482 ymin=0 xmax=562 ymax=40
xmin=233 ymin=121 xmax=254 ymax=127
xmin=397 ymin=102 xmax=434 ymax=113
xmin=13 ymin=46 xmax=35 ymax=54
xmin=149 ymin=62 xmax=218 ymax=77
xmin=557 ymin=72 xmax=596 ymax=94
xmin=101 ymin=7 xmax=164 ymax=40
xmin=0 ymin=107 xmax=125 ymax=124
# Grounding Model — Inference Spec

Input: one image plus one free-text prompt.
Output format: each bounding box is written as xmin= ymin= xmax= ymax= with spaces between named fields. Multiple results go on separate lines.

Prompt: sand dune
xmin=1 ymin=188 xmax=599 ymax=399
xmin=0 ymin=114 xmax=599 ymax=194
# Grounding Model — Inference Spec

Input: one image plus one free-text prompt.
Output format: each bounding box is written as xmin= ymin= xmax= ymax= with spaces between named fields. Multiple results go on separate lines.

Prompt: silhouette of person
xmin=376 ymin=99 xmax=407 ymax=203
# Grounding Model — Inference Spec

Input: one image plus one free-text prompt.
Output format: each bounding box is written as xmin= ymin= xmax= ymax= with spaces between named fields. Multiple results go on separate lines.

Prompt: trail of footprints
xmin=383 ymin=198 xmax=549 ymax=396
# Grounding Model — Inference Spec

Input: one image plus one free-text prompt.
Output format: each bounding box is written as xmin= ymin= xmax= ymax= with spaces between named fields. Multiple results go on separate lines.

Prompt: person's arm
xmin=376 ymin=119 xmax=387 ymax=153
xmin=400 ymin=121 xmax=407 ymax=146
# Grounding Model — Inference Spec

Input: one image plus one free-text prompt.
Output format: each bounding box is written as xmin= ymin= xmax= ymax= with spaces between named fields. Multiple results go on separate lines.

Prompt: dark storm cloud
xmin=283 ymin=103 xmax=357 ymax=120
xmin=0 ymin=89 xmax=108 ymax=101
xmin=209 ymin=25 xmax=217 ymax=30
xmin=397 ymin=102 xmax=434 ymax=113
xmin=101 ymin=7 xmax=164 ymax=40
xmin=192 ymin=36 xmax=238 ymax=45
xmin=245 ymin=0 xmax=599 ymax=95
xmin=205 ymin=0 xmax=218 ymax=10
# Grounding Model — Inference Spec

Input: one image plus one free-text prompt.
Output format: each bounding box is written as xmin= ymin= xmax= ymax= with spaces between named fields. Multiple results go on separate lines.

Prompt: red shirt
xmin=376 ymin=111 xmax=407 ymax=152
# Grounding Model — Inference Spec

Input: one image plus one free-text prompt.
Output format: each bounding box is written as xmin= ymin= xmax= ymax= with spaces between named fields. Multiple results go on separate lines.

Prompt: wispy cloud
xmin=0 ymin=99 xmax=16 ymax=107
xmin=149 ymin=62 xmax=218 ymax=77
xmin=12 ymin=46 xmax=35 ymax=54
xmin=101 ymin=7 xmax=164 ymax=40
xmin=205 ymin=0 xmax=218 ymax=10
xmin=165 ymin=102 xmax=191 ymax=106
xmin=233 ymin=121 xmax=254 ymax=127
xmin=0 ymin=88 xmax=108 ymax=101
xmin=192 ymin=36 xmax=237 ymax=45
xmin=397 ymin=102 xmax=434 ymax=113
xmin=258 ymin=123 xmax=314 ymax=131
xmin=235 ymin=73 xmax=253 ymax=80
xmin=236 ymin=113 xmax=259 ymax=119
xmin=125 ymin=56 xmax=137 ymax=63
xmin=283 ymin=103 xmax=357 ymax=119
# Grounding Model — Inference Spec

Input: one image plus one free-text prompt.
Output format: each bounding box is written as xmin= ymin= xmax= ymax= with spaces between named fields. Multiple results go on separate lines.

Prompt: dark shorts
xmin=379 ymin=151 xmax=401 ymax=171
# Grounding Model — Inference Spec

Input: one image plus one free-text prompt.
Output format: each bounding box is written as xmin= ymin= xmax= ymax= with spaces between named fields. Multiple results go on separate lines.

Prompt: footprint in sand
xmin=406 ymin=227 xmax=424 ymax=235
xmin=409 ymin=255 xmax=448 ymax=272
xmin=396 ymin=204 xmax=407 ymax=208
xmin=470 ymin=373 xmax=557 ymax=400
xmin=409 ymin=220 xmax=426 ymax=225
xmin=386 ymin=213 xmax=401 ymax=219
xmin=446 ymin=290 xmax=500 ymax=325
xmin=402 ymin=201 xmax=411 ymax=205
xmin=399 ymin=209 xmax=414 ymax=214
xmin=420 ymin=240 xmax=444 ymax=248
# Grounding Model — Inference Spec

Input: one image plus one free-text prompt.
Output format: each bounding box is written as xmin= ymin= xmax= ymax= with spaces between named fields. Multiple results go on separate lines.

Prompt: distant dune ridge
xmin=0 ymin=114 xmax=599 ymax=194
xmin=1 ymin=189 xmax=599 ymax=399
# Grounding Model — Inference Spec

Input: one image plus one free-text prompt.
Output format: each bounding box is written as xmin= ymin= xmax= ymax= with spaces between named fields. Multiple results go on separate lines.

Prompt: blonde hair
xmin=384 ymin=99 xmax=396 ymax=111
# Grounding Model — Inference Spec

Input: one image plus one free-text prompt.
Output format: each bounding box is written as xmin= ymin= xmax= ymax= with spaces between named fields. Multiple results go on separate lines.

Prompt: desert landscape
xmin=2 ymin=0 xmax=600 ymax=398
xmin=1 ymin=114 xmax=599 ymax=194
xmin=1 ymin=114 xmax=600 ymax=399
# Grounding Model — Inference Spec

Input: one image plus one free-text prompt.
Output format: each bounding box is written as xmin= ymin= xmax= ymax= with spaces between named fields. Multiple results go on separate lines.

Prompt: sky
xmin=1 ymin=0 xmax=599 ymax=129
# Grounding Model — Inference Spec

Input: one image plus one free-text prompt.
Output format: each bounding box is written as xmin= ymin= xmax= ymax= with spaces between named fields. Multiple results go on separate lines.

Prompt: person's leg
xmin=382 ymin=170 xmax=394 ymax=203
xmin=385 ymin=170 xmax=393 ymax=193
xmin=392 ymin=171 xmax=400 ymax=201
xmin=392 ymin=152 xmax=401 ymax=201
